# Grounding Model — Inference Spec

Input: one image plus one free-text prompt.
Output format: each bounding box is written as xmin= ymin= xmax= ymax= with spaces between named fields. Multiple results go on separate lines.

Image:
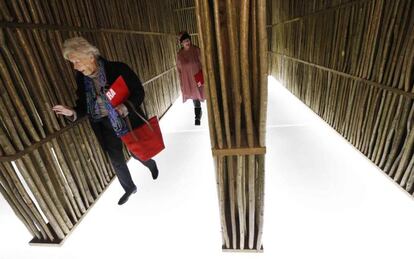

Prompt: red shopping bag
xmin=121 ymin=100 xmax=165 ymax=161
xmin=106 ymin=76 xmax=130 ymax=107
xmin=194 ymin=69 xmax=204 ymax=86
xmin=121 ymin=116 xmax=165 ymax=161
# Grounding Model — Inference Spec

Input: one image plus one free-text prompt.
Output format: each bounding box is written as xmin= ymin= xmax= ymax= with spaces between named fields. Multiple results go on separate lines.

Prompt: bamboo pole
xmin=227 ymin=156 xmax=237 ymax=249
xmin=247 ymin=155 xmax=255 ymax=249
xmin=236 ymin=155 xmax=245 ymax=249
xmin=224 ymin=0 xmax=242 ymax=147
xmin=194 ymin=0 xmax=217 ymax=150
xmin=200 ymin=0 xmax=224 ymax=149
xmin=258 ymin=0 xmax=268 ymax=147
xmin=216 ymin=157 xmax=230 ymax=248
xmin=240 ymin=0 xmax=254 ymax=148
xmin=213 ymin=0 xmax=232 ymax=148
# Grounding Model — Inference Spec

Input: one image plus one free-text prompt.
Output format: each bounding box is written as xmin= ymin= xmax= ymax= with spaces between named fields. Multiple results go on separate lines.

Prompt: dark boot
xmin=195 ymin=107 xmax=202 ymax=126
xmin=118 ymin=185 xmax=137 ymax=205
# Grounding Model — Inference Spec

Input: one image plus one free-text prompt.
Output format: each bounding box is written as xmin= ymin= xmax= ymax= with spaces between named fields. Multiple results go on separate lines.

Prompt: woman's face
xmin=181 ymin=39 xmax=191 ymax=50
xmin=67 ymin=52 xmax=97 ymax=76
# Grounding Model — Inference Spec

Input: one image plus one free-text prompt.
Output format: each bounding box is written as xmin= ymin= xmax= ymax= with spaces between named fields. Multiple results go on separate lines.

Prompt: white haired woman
xmin=53 ymin=37 xmax=159 ymax=205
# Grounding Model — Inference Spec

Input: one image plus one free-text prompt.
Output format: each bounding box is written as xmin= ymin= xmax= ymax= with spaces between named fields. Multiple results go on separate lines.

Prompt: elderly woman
xmin=176 ymin=32 xmax=205 ymax=125
xmin=53 ymin=37 xmax=159 ymax=205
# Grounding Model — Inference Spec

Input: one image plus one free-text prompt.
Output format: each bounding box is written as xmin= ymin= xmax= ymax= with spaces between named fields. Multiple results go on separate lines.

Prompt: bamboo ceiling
xmin=269 ymin=0 xmax=414 ymax=193
xmin=0 ymin=0 xmax=181 ymax=245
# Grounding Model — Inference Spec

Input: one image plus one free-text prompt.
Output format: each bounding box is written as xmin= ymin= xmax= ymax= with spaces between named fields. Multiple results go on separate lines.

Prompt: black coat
xmin=74 ymin=57 xmax=146 ymax=129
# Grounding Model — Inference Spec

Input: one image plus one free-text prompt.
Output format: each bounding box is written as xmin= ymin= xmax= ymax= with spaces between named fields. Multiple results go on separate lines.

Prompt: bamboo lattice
xmin=0 ymin=0 xmax=180 ymax=245
xmin=269 ymin=0 xmax=414 ymax=193
xmin=172 ymin=0 xmax=200 ymax=48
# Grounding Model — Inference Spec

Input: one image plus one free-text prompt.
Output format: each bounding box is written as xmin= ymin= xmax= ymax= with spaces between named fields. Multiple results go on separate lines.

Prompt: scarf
xmin=84 ymin=60 xmax=129 ymax=137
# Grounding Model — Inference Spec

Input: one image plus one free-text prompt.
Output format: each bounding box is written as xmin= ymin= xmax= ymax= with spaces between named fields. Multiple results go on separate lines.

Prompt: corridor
xmin=1 ymin=77 xmax=413 ymax=259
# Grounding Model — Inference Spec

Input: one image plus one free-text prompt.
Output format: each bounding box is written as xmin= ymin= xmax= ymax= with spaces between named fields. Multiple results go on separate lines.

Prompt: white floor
xmin=1 ymin=77 xmax=414 ymax=259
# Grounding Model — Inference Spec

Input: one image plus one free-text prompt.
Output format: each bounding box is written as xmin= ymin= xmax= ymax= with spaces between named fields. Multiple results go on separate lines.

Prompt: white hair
xmin=62 ymin=37 xmax=100 ymax=60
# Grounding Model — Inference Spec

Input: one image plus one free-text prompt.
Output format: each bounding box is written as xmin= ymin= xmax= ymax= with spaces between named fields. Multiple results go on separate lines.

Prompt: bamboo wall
xmin=0 ymin=0 xmax=180 ymax=244
xmin=269 ymin=1 xmax=414 ymax=193
xmin=195 ymin=0 xmax=267 ymax=251
xmin=171 ymin=0 xmax=200 ymax=47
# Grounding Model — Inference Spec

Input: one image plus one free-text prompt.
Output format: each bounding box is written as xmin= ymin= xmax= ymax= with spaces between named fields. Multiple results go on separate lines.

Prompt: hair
xmin=62 ymin=37 xmax=100 ymax=60
xmin=179 ymin=32 xmax=191 ymax=43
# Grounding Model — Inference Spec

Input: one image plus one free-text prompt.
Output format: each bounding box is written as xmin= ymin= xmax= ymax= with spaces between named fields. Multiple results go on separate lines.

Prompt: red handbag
xmin=121 ymin=115 xmax=165 ymax=161
xmin=106 ymin=76 xmax=165 ymax=161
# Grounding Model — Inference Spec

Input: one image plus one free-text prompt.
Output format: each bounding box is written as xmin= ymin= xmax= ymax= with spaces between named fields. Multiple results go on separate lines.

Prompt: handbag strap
xmin=125 ymin=116 xmax=138 ymax=141
xmin=124 ymin=100 xmax=154 ymax=131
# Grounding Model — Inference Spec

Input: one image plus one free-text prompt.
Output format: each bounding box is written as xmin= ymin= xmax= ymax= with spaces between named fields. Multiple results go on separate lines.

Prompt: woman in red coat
xmin=176 ymin=32 xmax=206 ymax=125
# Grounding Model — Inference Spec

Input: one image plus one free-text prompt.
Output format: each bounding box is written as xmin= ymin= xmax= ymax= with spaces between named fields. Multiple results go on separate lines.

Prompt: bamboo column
xmin=194 ymin=0 xmax=268 ymax=251
xmin=0 ymin=0 xmax=181 ymax=245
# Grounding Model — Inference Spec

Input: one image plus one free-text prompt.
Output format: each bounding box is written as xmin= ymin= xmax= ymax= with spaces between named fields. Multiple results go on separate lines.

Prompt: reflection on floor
xmin=1 ymin=77 xmax=413 ymax=259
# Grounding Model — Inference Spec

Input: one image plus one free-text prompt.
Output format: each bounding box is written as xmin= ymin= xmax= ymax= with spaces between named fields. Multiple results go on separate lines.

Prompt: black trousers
xmin=91 ymin=117 xmax=157 ymax=192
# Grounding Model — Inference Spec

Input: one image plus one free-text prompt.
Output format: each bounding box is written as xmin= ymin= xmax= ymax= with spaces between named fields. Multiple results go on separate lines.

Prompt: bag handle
xmin=124 ymin=100 xmax=154 ymax=132
xmin=124 ymin=116 xmax=138 ymax=141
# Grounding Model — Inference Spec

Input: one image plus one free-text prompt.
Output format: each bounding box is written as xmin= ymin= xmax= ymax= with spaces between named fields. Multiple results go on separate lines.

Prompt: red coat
xmin=176 ymin=46 xmax=206 ymax=102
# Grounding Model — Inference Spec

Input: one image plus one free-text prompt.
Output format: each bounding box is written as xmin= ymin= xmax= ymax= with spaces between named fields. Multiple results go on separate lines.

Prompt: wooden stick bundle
xmin=194 ymin=0 xmax=267 ymax=251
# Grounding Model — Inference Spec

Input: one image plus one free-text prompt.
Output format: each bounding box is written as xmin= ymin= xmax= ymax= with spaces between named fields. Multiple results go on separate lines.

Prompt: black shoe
xmin=195 ymin=118 xmax=200 ymax=126
xmin=118 ymin=186 xmax=137 ymax=205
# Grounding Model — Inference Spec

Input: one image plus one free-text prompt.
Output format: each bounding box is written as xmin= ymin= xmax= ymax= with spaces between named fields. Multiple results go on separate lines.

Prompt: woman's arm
xmin=52 ymin=73 xmax=86 ymax=121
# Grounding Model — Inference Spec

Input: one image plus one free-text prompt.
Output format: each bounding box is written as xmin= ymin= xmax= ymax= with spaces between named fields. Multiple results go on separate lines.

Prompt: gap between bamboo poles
xmin=173 ymin=6 xmax=196 ymax=12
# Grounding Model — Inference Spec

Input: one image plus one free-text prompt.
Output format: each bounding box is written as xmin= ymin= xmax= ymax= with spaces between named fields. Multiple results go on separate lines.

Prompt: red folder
xmin=105 ymin=76 xmax=130 ymax=107
xmin=194 ymin=69 xmax=204 ymax=86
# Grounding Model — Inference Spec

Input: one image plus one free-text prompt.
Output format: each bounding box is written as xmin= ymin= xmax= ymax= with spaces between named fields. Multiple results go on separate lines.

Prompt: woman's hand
xmin=52 ymin=105 xmax=75 ymax=117
xmin=115 ymin=104 xmax=129 ymax=117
